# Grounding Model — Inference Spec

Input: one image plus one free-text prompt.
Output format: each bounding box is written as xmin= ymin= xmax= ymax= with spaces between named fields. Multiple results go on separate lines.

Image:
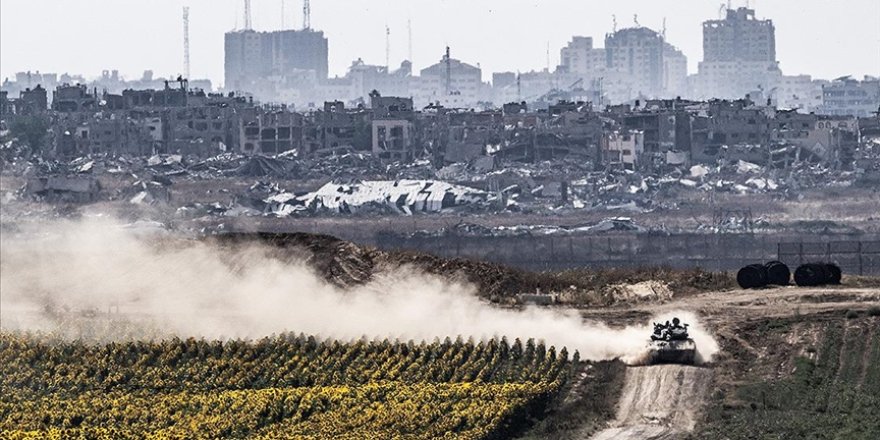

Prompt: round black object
xmin=764 ymin=261 xmax=791 ymax=285
xmin=825 ymin=263 xmax=842 ymax=285
xmin=737 ymin=264 xmax=768 ymax=289
xmin=794 ymin=263 xmax=829 ymax=287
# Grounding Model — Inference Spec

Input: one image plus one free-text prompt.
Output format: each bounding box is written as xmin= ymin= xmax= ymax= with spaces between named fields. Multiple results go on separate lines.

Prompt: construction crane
xmin=243 ymin=0 xmax=252 ymax=30
xmin=182 ymin=6 xmax=190 ymax=79
xmin=303 ymin=0 xmax=310 ymax=30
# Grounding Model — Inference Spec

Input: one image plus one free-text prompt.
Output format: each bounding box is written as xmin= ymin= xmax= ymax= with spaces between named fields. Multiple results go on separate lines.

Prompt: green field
xmin=695 ymin=315 xmax=880 ymax=439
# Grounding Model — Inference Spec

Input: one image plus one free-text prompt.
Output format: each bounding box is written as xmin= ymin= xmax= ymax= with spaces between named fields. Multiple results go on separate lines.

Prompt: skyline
xmin=2 ymin=0 xmax=879 ymax=87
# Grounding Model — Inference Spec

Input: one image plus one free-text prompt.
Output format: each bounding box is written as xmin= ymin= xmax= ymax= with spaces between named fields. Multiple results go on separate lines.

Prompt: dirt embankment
xmin=210 ymin=231 xmax=736 ymax=305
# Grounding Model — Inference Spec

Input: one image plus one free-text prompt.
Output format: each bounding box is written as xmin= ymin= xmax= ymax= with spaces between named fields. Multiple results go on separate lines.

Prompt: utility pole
xmin=243 ymin=0 xmax=252 ymax=30
xmin=303 ymin=0 xmax=311 ymax=30
xmin=281 ymin=0 xmax=285 ymax=29
xmin=183 ymin=6 xmax=190 ymax=79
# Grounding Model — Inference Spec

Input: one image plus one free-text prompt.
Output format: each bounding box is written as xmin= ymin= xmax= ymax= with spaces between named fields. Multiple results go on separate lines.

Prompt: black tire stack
xmin=736 ymin=261 xmax=793 ymax=289
xmin=794 ymin=262 xmax=842 ymax=287
xmin=765 ymin=261 xmax=792 ymax=286
xmin=737 ymin=264 xmax=769 ymax=289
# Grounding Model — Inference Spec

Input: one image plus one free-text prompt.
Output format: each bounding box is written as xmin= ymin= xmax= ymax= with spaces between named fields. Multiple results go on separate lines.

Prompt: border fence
xmin=777 ymin=241 xmax=880 ymax=276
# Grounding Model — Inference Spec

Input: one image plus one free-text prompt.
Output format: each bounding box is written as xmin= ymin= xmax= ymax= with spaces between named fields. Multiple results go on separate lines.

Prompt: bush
xmin=845 ymin=309 xmax=860 ymax=319
xmin=867 ymin=306 xmax=880 ymax=317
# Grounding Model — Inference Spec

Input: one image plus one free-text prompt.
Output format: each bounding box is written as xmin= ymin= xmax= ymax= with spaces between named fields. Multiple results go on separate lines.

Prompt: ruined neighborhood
xmin=1 ymin=4 xmax=879 ymax=277
xmin=2 ymin=1 xmax=880 ymax=440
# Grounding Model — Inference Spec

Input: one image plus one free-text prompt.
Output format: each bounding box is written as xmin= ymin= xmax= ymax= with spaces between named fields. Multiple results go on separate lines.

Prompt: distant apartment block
xmin=224 ymin=28 xmax=329 ymax=94
xmin=696 ymin=7 xmax=781 ymax=99
xmin=603 ymin=27 xmax=688 ymax=102
xmin=818 ymin=76 xmax=880 ymax=118
xmin=559 ymin=36 xmax=607 ymax=78
xmin=412 ymin=48 xmax=484 ymax=108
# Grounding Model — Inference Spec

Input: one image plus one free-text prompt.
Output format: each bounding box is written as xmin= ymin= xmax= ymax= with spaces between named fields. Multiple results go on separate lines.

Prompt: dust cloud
xmin=0 ymin=218 xmax=719 ymax=363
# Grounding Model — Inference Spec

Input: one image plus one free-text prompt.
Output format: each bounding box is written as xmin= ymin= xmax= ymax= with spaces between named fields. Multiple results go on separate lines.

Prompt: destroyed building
xmin=371 ymin=95 xmax=417 ymax=161
xmin=2 ymin=72 xmax=878 ymax=178
xmin=304 ymin=101 xmax=371 ymax=156
xmin=239 ymin=107 xmax=303 ymax=156
xmin=25 ymin=176 xmax=101 ymax=203
xmin=537 ymin=102 xmax=604 ymax=161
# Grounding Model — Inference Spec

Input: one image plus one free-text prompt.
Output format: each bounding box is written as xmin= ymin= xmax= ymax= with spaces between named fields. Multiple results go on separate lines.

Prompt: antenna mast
xmin=303 ymin=0 xmax=310 ymax=29
xmin=183 ymin=6 xmax=190 ymax=79
xmin=243 ymin=0 xmax=252 ymax=30
xmin=517 ymin=72 xmax=521 ymax=101
xmin=385 ymin=25 xmax=391 ymax=71
xmin=407 ymin=19 xmax=413 ymax=62
xmin=444 ymin=46 xmax=451 ymax=96
xmin=546 ymin=41 xmax=550 ymax=72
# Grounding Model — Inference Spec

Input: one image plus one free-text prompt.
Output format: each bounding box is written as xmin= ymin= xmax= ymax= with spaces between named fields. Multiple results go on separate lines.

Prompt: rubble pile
xmin=264 ymin=180 xmax=491 ymax=216
xmin=2 ymin=137 xmax=876 ymax=225
xmin=407 ymin=217 xmax=646 ymax=238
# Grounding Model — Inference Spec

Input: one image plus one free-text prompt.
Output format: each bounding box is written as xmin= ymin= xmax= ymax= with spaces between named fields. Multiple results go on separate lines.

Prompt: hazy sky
xmin=2 ymin=0 xmax=878 ymax=86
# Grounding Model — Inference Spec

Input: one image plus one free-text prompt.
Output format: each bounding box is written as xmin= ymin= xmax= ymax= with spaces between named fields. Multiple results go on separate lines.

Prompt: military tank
xmin=647 ymin=317 xmax=696 ymax=364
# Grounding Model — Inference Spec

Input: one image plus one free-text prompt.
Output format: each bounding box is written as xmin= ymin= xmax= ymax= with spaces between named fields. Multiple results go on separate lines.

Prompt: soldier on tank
xmin=651 ymin=323 xmax=665 ymax=341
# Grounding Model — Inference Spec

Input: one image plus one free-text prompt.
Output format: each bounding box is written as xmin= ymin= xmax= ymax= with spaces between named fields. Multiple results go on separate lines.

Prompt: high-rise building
xmin=224 ymin=29 xmax=328 ymax=95
xmin=662 ymin=44 xmax=688 ymax=98
xmin=696 ymin=7 xmax=781 ymax=99
xmin=604 ymin=27 xmax=687 ymax=101
xmin=559 ymin=36 xmax=606 ymax=77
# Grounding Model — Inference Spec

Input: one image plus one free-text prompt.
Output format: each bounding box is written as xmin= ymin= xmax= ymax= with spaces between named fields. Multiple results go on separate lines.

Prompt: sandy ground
xmin=582 ymin=285 xmax=880 ymax=327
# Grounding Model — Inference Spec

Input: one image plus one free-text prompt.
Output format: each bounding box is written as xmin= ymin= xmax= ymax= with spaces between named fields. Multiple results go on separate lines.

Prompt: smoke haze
xmin=0 ymin=218 xmax=719 ymax=363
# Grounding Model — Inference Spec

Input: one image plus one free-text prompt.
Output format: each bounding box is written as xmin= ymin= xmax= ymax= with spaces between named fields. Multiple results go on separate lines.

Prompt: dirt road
xmin=590 ymin=365 xmax=712 ymax=440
